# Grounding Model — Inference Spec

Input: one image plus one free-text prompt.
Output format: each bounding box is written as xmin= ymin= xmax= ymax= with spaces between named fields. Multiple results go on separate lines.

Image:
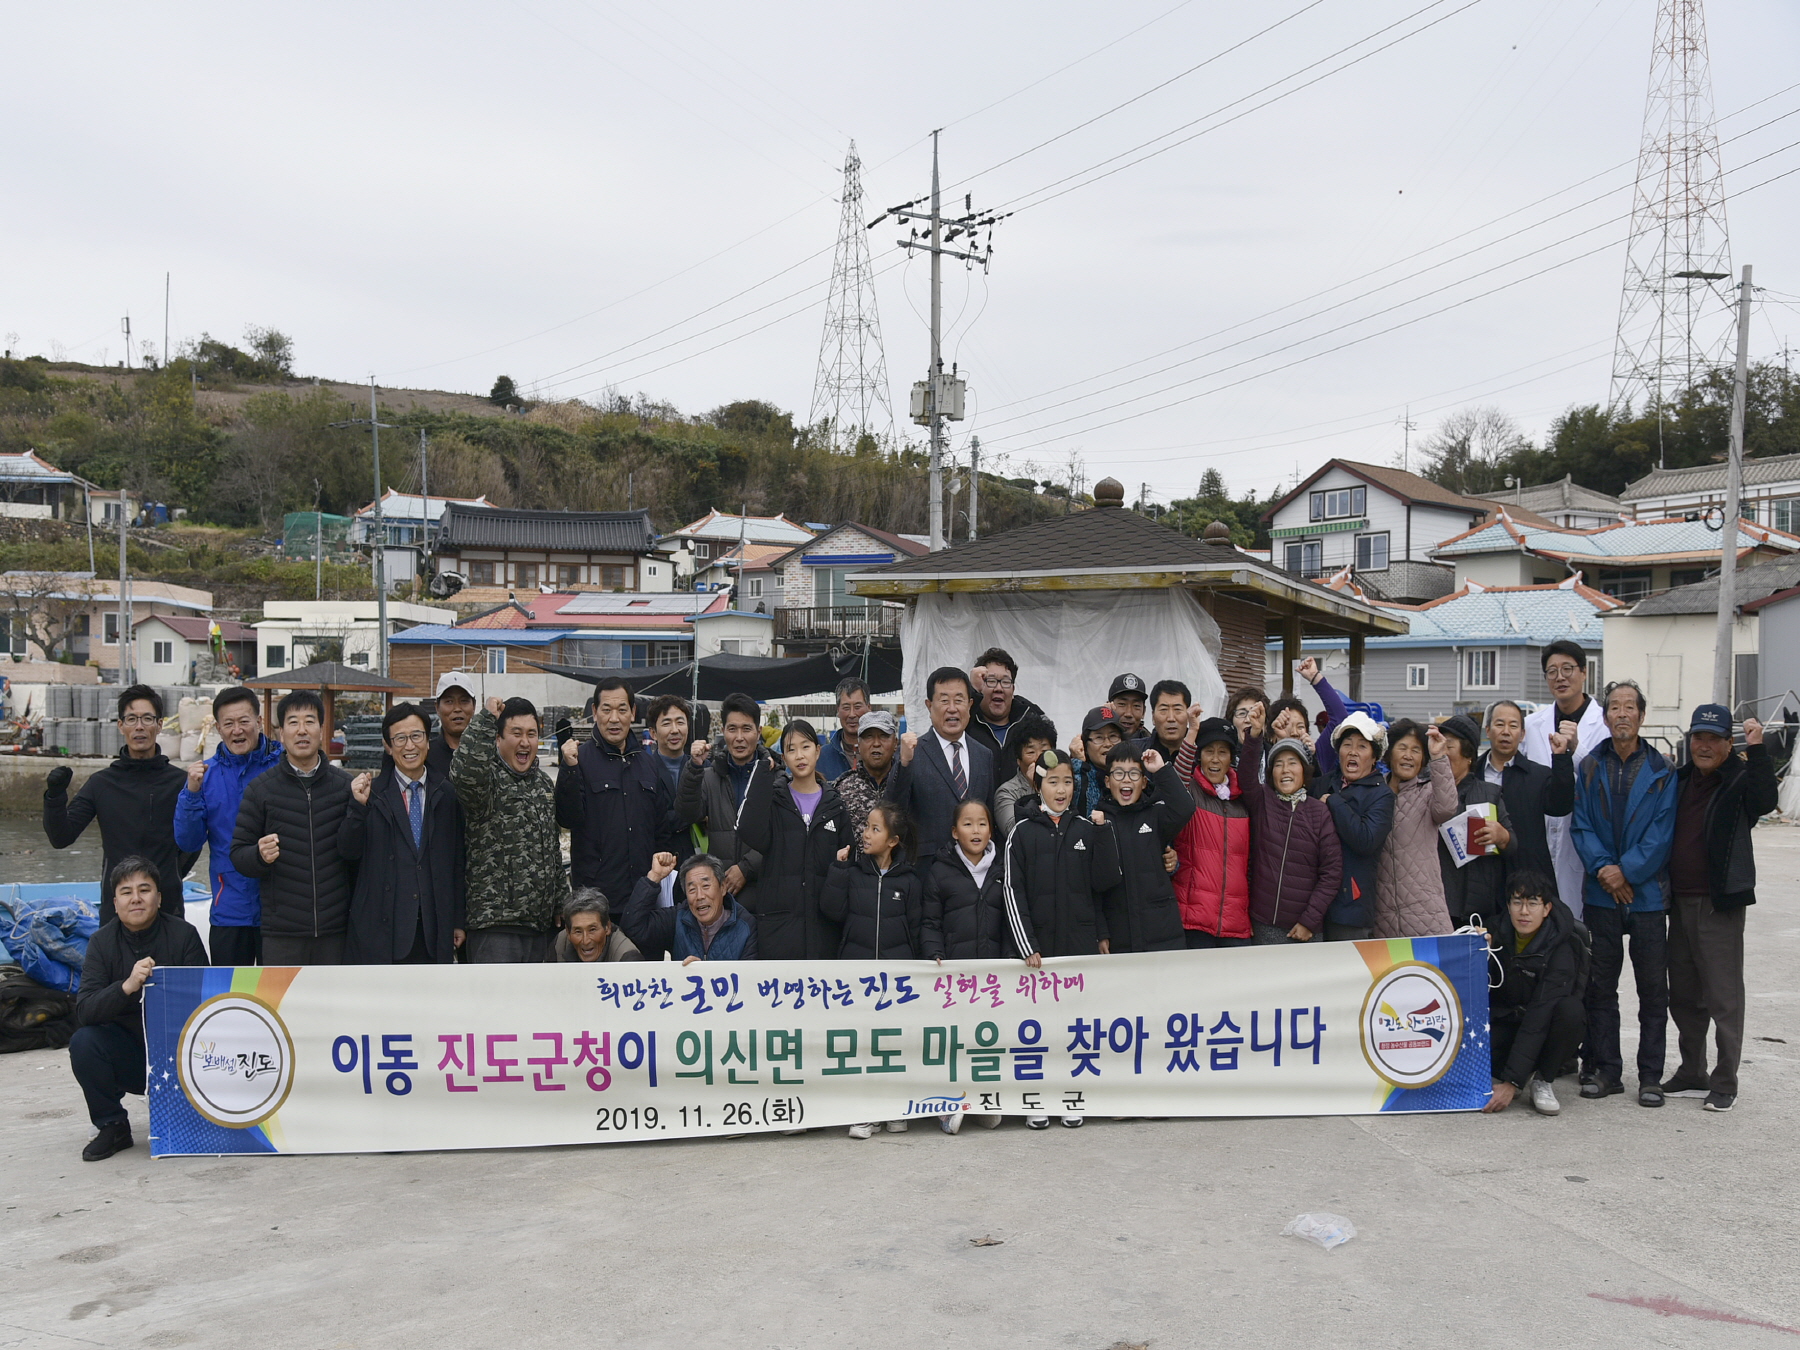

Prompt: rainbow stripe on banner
xmin=146 ymin=965 xmax=302 ymax=1156
xmin=1357 ymin=936 xmax=1492 ymax=1113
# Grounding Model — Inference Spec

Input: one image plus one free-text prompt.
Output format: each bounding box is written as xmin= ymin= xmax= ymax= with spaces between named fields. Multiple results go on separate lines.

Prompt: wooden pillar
xmin=1282 ymin=614 xmax=1302 ymax=697
xmin=263 ymin=688 xmax=273 ymax=728
xmin=1349 ymin=631 xmax=1365 ymax=704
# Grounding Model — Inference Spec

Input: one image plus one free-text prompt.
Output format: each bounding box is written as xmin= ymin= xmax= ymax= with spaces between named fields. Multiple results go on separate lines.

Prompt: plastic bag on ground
xmin=1282 ymin=1213 xmax=1357 ymax=1250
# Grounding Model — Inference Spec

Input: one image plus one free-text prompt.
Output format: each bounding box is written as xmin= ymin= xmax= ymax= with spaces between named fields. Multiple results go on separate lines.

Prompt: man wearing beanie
xmin=1661 ymin=705 xmax=1776 ymax=1113
xmin=1170 ymin=714 xmax=1252 ymax=946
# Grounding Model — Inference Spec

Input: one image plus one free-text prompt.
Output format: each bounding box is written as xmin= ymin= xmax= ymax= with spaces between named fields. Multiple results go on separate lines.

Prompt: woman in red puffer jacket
xmin=1170 ymin=715 xmax=1252 ymax=946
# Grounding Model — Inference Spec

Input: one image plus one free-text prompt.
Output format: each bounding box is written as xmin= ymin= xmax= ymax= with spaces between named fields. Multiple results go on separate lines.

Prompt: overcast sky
xmin=7 ymin=0 xmax=1799 ymax=505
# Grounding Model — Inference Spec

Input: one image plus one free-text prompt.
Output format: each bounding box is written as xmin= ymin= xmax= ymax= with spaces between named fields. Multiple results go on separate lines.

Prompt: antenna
xmin=1609 ymin=0 xmax=1735 ymax=459
xmin=810 ymin=142 xmax=895 ymax=454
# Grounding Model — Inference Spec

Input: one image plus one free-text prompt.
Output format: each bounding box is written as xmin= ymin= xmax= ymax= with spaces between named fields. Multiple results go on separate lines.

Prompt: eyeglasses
xmin=1543 ymin=663 xmax=1581 ymax=678
xmin=388 ymin=731 xmax=428 ymax=747
xmin=1507 ymin=896 xmax=1550 ymax=909
xmin=1107 ymin=769 xmax=1144 ymax=782
xmin=120 ymin=714 xmax=160 ymax=728
xmin=980 ymin=675 xmax=1014 ymax=689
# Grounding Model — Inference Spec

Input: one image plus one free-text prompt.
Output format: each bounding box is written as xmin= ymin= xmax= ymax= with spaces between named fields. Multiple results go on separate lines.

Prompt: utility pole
xmin=163 ymin=274 xmax=169 ymax=368
xmin=117 ymin=487 xmax=132 ymax=685
xmin=313 ymin=480 xmax=323 ymax=602
xmin=121 ymin=315 xmax=132 ymax=370
xmin=329 ymin=380 xmax=393 ymax=674
xmin=418 ymin=428 xmax=430 ymax=592
xmin=1398 ymin=406 xmax=1417 ymax=474
xmin=874 ymin=132 xmax=1007 ymax=550
xmin=968 ymin=436 xmax=980 ymax=541
xmin=1712 ymin=264 xmax=1754 ymax=708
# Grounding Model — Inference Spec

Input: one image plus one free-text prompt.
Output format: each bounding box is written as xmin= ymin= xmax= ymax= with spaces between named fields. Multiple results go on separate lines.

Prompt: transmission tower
xmin=1608 ymin=0 xmax=1734 ymax=432
xmin=809 ymin=142 xmax=894 ymax=452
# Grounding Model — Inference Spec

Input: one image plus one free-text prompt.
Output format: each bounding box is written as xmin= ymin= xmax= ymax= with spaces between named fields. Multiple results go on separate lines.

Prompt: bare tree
xmin=1419 ymin=407 xmax=1529 ymax=496
xmin=0 ymin=571 xmax=107 ymax=661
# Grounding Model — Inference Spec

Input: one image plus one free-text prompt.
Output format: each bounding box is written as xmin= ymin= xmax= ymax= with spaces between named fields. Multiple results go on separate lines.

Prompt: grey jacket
xmin=994 ymin=773 xmax=1036 ymax=838
xmin=674 ymin=741 xmax=768 ymax=886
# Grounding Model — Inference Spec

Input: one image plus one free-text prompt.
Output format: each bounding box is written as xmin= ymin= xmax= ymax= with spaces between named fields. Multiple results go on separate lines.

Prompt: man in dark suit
xmin=885 ymin=665 xmax=995 ymax=857
xmin=340 ymin=702 xmax=467 ymax=963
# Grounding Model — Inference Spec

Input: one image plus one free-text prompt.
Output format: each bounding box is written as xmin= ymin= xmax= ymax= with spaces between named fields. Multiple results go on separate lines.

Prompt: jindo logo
xmin=176 ymin=994 xmax=295 ymax=1127
xmin=1359 ymin=962 xmax=1462 ymax=1088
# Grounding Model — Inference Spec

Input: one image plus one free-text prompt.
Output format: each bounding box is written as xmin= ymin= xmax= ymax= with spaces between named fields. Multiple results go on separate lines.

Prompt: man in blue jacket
xmin=622 ymin=852 xmax=757 ymax=962
xmin=1572 ymin=679 xmax=1678 ymax=1107
xmin=174 ymin=686 xmax=282 ymax=966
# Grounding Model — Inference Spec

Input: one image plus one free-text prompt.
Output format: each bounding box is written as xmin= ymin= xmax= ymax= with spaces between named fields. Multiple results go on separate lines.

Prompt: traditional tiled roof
xmin=438 ymin=504 xmax=656 ymax=553
xmin=1619 ymin=555 xmax=1800 ymax=617
xmin=1380 ymin=580 xmax=1619 ymax=646
xmin=664 ymin=510 xmax=816 ymax=546
xmin=1431 ymin=514 xmax=1800 ymax=567
xmin=1621 ymin=452 xmax=1800 ymax=501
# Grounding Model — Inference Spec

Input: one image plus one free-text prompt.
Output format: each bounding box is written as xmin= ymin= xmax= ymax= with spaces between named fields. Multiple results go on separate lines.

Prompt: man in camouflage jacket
xmin=449 ymin=698 xmax=569 ymax=962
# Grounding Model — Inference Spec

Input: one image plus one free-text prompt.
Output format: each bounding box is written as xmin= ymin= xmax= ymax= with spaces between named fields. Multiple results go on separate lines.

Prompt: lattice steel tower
xmin=1609 ymin=0 xmax=1734 ymax=423
xmin=810 ymin=142 xmax=894 ymax=451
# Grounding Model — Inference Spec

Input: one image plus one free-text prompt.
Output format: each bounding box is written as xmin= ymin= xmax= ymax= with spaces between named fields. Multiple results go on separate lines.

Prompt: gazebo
xmin=245 ymin=661 xmax=413 ymax=758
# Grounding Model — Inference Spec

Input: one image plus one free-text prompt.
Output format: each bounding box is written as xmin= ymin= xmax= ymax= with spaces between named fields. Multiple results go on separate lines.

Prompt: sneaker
xmin=1529 ymin=1076 xmax=1561 ymax=1116
xmin=1703 ymin=1091 xmax=1736 ymax=1113
xmin=973 ymin=1113 xmax=1003 ymax=1130
xmin=1026 ymin=1115 xmax=1051 ymax=1130
xmin=884 ymin=1120 xmax=909 ymax=1133
xmin=1638 ymin=1083 xmax=1665 ymax=1108
xmin=939 ymin=1112 xmax=964 ymax=1135
xmin=1660 ymin=1071 xmax=1710 ymax=1099
xmin=847 ymin=1122 xmax=876 ymax=1140
xmin=1060 ymin=1115 xmax=1085 ymax=1128
xmin=81 ymin=1121 xmax=133 ymax=1162
xmin=1580 ymin=1076 xmax=1624 ymax=1100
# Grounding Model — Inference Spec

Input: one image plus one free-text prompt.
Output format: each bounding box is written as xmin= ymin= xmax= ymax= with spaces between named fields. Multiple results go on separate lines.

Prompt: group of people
xmin=49 ymin=634 xmax=1775 ymax=1157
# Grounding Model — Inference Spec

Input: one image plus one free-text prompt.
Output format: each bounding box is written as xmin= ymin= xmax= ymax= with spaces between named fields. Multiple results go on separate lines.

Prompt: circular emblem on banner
xmin=176 ymin=993 xmax=295 ymax=1128
xmin=1359 ymin=961 xmax=1463 ymax=1088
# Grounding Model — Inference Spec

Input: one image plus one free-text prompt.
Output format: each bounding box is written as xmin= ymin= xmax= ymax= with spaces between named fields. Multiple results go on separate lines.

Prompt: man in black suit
xmin=340 ymin=702 xmax=467 ymax=963
xmin=885 ymin=665 xmax=995 ymax=857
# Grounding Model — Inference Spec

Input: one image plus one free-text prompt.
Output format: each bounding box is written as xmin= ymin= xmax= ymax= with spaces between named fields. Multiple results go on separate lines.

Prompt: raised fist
xmin=45 ymin=765 xmax=72 ymax=796
xmin=350 ymin=772 xmax=373 ymax=804
xmin=689 ymin=739 xmax=711 ymax=765
xmin=1744 ymin=717 xmax=1764 ymax=746
xmin=647 ymin=851 xmax=678 ymax=883
xmin=561 ymin=738 xmax=580 ymax=767
xmin=1142 ymin=747 xmax=1165 ymax=774
xmin=1298 ymin=656 xmax=1321 ymax=684
xmin=257 ymin=833 xmax=281 ymax=865
xmin=186 ymin=761 xmax=207 ymax=792
xmin=899 ymin=731 xmax=919 ymax=766
xmin=485 ymin=696 xmax=505 ymax=718
xmin=1425 ymin=723 xmax=1447 ymax=758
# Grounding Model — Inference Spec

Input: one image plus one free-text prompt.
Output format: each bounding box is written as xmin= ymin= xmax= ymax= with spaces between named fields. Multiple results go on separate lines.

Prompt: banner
xmin=143 ymin=936 xmax=1492 ymax=1156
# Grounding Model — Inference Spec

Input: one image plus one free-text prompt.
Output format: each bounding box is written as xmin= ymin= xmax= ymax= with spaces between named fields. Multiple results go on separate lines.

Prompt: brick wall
xmin=1199 ymin=591 xmax=1268 ymax=697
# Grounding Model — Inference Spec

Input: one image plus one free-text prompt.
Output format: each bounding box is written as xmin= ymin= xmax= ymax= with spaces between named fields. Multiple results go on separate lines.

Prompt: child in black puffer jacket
xmin=923 ymin=799 xmax=1012 ymax=961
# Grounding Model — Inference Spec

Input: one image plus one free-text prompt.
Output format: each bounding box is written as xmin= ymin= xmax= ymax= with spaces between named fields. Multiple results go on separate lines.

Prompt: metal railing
xmin=774 ymin=605 xmax=903 ymax=640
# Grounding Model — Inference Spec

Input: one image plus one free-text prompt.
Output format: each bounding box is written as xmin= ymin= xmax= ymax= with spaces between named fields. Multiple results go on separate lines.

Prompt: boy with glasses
xmin=1092 ymin=741 xmax=1195 ymax=953
xmin=44 ymin=684 xmax=195 ymax=925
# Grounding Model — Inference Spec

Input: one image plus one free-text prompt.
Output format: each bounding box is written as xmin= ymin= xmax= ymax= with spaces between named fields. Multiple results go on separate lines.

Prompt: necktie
xmin=950 ymin=739 xmax=967 ymax=799
xmin=405 ymin=779 xmax=423 ymax=850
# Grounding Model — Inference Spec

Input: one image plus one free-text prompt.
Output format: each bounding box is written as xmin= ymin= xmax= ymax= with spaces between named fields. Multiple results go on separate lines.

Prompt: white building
xmin=1621 ymin=453 xmax=1800 ymax=531
xmin=351 ymin=489 xmax=494 ymax=581
xmin=1484 ymin=475 xmax=1625 ymax=530
xmin=660 ymin=510 xmax=817 ymax=588
xmin=1259 ymin=459 xmax=1540 ymax=603
xmin=691 ymin=609 xmax=775 ymax=658
xmin=254 ymin=600 xmax=457 ymax=675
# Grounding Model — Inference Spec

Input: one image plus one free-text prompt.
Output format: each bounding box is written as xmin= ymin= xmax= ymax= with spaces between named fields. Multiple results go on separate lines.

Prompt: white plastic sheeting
xmin=898 ymin=589 xmax=1227 ymax=750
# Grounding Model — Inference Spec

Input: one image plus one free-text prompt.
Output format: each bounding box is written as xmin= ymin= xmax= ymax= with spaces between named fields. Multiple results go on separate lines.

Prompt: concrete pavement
xmin=5 ymin=830 xmax=1800 ymax=1349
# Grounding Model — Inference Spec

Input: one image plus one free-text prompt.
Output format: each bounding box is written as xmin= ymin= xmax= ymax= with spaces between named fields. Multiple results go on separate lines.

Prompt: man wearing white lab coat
xmin=1523 ymin=639 xmax=1608 ymax=918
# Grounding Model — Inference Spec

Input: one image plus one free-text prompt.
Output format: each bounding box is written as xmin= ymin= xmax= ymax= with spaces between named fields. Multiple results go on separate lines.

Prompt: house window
xmin=1308 ymin=486 xmax=1365 ymax=522
xmin=152 ymin=641 xmax=173 ymax=664
xmin=694 ymin=543 xmax=710 ymax=559
xmin=602 ymin=564 xmax=628 ymax=589
xmin=1601 ymin=572 xmax=1652 ymax=602
xmin=467 ymin=561 xmax=495 ymax=587
xmin=515 ymin=563 xmax=540 ymax=590
xmin=1283 ymin=541 xmax=1323 ymax=575
xmin=746 ymin=577 xmax=763 ymax=599
xmin=486 ymin=647 xmax=506 ymax=674
xmin=1464 ymin=649 xmax=1498 ymax=689
xmin=557 ymin=564 xmax=579 ymax=588
xmin=266 ymin=645 xmax=285 ymax=669
xmin=348 ymin=651 xmax=369 ymax=667
xmin=655 ymin=643 xmax=684 ymax=665
xmin=1355 ymin=531 xmax=1390 ymax=571
xmin=1407 ymin=663 xmax=1429 ymax=690
xmin=719 ymin=639 xmax=743 ymax=655
xmin=103 ymin=612 xmax=119 ymax=645
xmin=1774 ymin=498 xmax=1800 ymax=533
xmin=1669 ymin=569 xmax=1707 ymax=589
xmin=621 ymin=642 xmax=649 ymax=668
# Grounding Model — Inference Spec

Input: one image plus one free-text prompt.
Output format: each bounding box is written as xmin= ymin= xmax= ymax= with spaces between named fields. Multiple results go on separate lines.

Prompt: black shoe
xmin=1579 ymin=1076 xmax=1623 ymax=1100
xmin=1660 ymin=1071 xmax=1709 ymax=1098
xmin=1638 ymin=1083 xmax=1665 ymax=1108
xmin=1560 ymin=1057 xmax=1581 ymax=1079
xmin=81 ymin=1122 xmax=133 ymax=1162
xmin=1703 ymin=1091 xmax=1736 ymax=1112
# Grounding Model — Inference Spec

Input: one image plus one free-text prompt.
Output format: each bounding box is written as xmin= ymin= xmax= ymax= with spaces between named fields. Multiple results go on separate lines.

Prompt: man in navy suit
xmin=885 ymin=665 xmax=995 ymax=857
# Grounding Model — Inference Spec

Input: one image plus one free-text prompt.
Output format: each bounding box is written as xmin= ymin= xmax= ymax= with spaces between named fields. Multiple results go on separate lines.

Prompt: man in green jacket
xmin=449 ymin=696 xmax=568 ymax=962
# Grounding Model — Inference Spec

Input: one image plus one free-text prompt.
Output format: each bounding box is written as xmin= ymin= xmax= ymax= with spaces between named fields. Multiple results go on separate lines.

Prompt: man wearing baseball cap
xmin=427 ymin=672 xmax=478 ymax=777
xmin=1108 ymin=673 xmax=1148 ymax=741
xmin=1662 ymin=704 xmax=1777 ymax=1113
xmin=835 ymin=709 xmax=900 ymax=834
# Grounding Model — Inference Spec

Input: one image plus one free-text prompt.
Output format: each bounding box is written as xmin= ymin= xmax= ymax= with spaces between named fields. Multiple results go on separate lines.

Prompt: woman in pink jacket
xmin=1375 ymin=719 xmax=1459 ymax=938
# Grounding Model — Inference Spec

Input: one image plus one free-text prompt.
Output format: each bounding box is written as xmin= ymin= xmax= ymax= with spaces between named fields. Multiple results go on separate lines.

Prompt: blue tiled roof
xmin=1433 ymin=516 xmax=1781 ymax=560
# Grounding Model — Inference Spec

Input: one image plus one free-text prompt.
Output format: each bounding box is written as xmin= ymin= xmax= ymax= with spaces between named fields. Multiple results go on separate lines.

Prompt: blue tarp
xmin=0 ymin=882 xmax=209 ymax=993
